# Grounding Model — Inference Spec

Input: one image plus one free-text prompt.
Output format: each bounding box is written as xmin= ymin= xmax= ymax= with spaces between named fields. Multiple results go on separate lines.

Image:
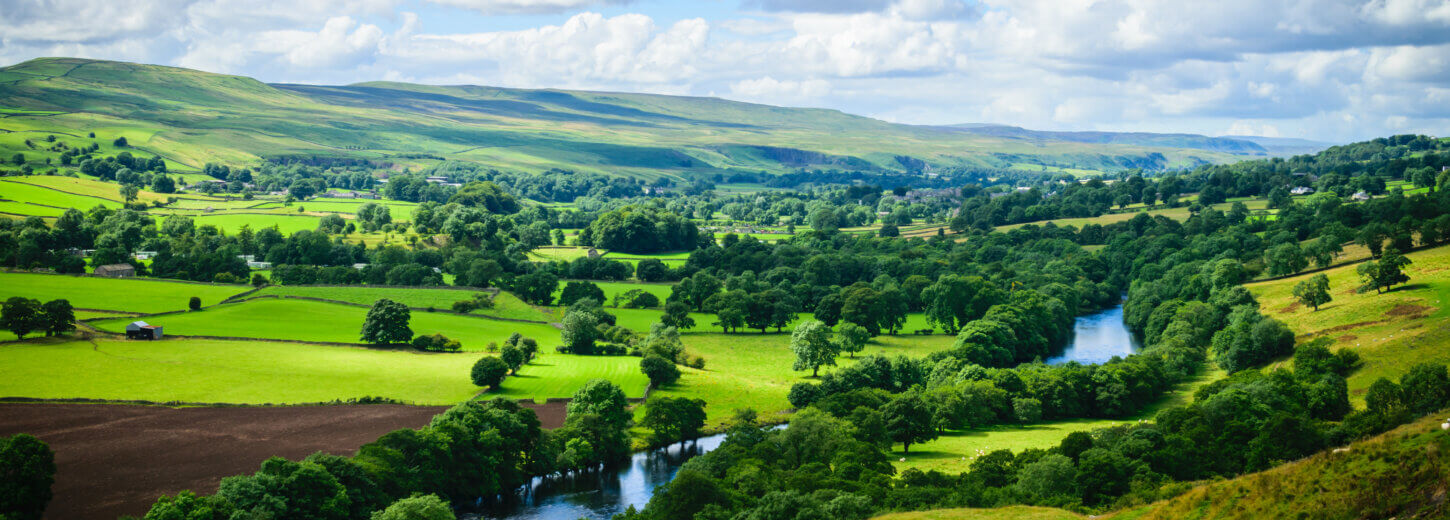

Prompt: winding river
xmin=463 ymin=433 xmax=727 ymax=520
xmin=471 ymin=305 xmax=1137 ymax=519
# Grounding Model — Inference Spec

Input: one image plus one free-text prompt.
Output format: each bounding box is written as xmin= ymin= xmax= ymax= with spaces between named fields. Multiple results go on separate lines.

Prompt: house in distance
xmin=125 ymin=321 xmax=163 ymax=340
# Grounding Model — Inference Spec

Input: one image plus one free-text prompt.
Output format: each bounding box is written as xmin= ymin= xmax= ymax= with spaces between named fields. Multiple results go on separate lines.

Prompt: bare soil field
xmin=0 ymin=402 xmax=564 ymax=520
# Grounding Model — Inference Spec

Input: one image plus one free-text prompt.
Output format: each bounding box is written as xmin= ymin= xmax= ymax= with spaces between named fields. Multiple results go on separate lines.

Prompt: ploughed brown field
xmin=0 ymin=402 xmax=568 ymax=520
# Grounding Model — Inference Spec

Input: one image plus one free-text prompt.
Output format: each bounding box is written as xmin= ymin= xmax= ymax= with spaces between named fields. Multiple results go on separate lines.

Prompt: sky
xmin=2 ymin=0 xmax=1449 ymax=143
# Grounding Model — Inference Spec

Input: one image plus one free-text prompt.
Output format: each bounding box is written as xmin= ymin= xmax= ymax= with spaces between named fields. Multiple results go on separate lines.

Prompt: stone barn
xmin=94 ymin=264 xmax=136 ymax=278
xmin=125 ymin=321 xmax=163 ymax=340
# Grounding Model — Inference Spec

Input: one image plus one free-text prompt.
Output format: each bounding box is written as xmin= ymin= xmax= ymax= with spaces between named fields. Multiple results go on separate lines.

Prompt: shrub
xmin=412 ymin=333 xmax=462 ymax=353
xmin=188 ymin=296 xmax=202 ymax=311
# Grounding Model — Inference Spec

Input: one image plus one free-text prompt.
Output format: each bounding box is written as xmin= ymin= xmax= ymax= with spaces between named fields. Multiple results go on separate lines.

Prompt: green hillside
xmin=0 ymin=57 xmax=1249 ymax=178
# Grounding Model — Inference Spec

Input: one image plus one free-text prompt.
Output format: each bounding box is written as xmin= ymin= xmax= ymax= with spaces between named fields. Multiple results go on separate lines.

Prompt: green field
xmin=0 ymin=272 xmax=249 ymax=313
xmin=0 ymin=179 xmax=123 ymax=210
xmin=0 ymin=200 xmax=67 ymax=217
xmin=649 ymin=332 xmax=958 ymax=427
xmin=1246 ymin=242 xmax=1450 ymax=401
xmin=0 ymin=336 xmax=643 ymax=404
xmin=163 ymin=213 xmax=322 ymax=234
xmin=253 ymin=285 xmax=551 ymax=322
xmin=91 ymin=297 xmax=562 ymax=348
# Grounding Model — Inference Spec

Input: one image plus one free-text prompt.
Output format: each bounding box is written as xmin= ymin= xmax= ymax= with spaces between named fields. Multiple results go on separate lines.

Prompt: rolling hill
xmin=0 ymin=57 xmax=1262 ymax=179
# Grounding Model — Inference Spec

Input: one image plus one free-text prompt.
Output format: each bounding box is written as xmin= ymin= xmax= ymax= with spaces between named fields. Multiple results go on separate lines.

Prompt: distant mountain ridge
xmin=943 ymin=124 xmax=1334 ymax=157
xmin=0 ymin=57 xmax=1278 ymax=177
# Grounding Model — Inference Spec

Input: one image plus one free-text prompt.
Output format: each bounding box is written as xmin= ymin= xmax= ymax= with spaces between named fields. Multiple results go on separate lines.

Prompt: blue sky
xmin=3 ymin=0 xmax=1449 ymax=142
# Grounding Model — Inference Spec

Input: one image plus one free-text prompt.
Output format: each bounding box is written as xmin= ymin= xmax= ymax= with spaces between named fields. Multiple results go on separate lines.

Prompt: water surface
xmin=1045 ymin=304 xmax=1140 ymax=365
xmin=464 ymin=433 xmax=727 ymax=520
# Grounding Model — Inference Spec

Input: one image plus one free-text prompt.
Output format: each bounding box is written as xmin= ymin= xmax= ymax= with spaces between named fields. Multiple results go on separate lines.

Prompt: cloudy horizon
xmin=3 ymin=0 xmax=1448 ymax=143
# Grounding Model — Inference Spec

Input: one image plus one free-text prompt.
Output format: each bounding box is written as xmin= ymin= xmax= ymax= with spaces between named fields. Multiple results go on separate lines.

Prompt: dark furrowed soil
xmin=0 ymin=402 xmax=566 ymax=520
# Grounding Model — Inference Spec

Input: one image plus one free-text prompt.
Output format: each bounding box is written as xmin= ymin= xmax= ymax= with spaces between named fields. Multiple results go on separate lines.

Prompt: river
xmin=463 ymin=432 xmax=728 ymax=520
xmin=1044 ymin=304 xmax=1141 ymax=365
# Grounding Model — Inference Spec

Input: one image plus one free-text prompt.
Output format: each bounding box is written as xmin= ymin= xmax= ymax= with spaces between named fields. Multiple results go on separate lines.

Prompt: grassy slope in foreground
xmin=0 ymin=272 xmax=249 ymax=313
xmin=0 ymin=336 xmax=645 ymax=404
xmin=1245 ymin=242 xmax=1450 ymax=400
xmin=871 ymin=411 xmax=1450 ymax=520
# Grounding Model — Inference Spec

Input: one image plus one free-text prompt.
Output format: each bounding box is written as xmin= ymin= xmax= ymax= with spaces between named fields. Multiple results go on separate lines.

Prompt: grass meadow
xmin=1245 ymin=242 xmax=1450 ymax=401
xmin=90 ymin=298 xmax=563 ymax=349
xmin=872 ymin=506 xmax=1085 ymax=520
xmin=254 ymin=285 xmax=550 ymax=322
xmin=0 ymin=336 xmax=645 ymax=404
xmin=647 ymin=331 xmax=959 ymax=427
xmin=0 ymin=272 xmax=249 ymax=313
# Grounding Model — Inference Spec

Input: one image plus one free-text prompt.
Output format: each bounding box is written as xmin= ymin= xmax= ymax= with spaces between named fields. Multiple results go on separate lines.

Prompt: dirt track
xmin=0 ymin=402 xmax=567 ymax=520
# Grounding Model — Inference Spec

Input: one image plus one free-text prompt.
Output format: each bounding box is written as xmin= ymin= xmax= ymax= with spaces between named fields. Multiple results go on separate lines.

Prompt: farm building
xmin=94 ymin=264 xmax=136 ymax=278
xmin=125 ymin=321 xmax=163 ymax=340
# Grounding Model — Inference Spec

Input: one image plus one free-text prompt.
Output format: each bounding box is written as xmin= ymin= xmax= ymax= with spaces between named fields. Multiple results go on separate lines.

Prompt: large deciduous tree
xmin=790 ymin=320 xmax=838 ymax=377
xmin=360 ymin=298 xmax=412 ymax=345
xmin=1292 ymin=273 xmax=1332 ymax=311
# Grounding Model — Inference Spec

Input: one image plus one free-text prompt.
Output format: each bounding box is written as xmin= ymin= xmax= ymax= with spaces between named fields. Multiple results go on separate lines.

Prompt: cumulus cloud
xmin=425 ymin=0 xmax=633 ymax=15
xmin=729 ymin=76 xmax=832 ymax=103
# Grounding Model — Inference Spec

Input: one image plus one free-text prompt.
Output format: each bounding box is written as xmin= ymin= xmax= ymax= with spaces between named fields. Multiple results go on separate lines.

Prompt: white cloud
xmin=1224 ymin=121 xmax=1283 ymax=137
xmin=424 ymin=0 xmax=631 ymax=15
xmin=728 ymin=76 xmax=832 ymax=102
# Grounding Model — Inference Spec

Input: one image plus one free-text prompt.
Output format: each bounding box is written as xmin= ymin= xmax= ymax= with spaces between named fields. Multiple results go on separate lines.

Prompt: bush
xmin=641 ymin=355 xmax=681 ymax=386
xmin=188 ymin=296 xmax=202 ymax=311
xmin=412 ymin=333 xmax=462 ymax=353
xmin=470 ymin=357 xmax=508 ymax=388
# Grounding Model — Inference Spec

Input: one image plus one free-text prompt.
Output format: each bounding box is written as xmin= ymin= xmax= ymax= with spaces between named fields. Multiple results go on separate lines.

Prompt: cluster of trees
xmin=626 ymin=353 xmax=1413 ymax=519
xmin=1 ymin=297 xmax=75 ymax=339
xmin=470 ymin=334 xmax=538 ymax=389
xmin=137 ymin=390 xmax=635 ymax=519
xmin=578 ymin=205 xmax=707 ymax=253
xmin=0 ymin=433 xmax=55 ymax=520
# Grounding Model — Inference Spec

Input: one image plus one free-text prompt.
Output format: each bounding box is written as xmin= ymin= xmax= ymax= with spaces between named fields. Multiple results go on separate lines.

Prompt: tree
xmin=559 ymin=281 xmax=605 ymax=306
xmin=641 ymin=354 xmax=681 ymax=386
xmin=142 ymin=491 xmax=233 ymax=520
xmin=561 ymin=309 xmax=599 ymax=354
xmin=1016 ymin=454 xmax=1077 ymax=500
xmin=370 ymin=494 xmax=455 ymax=520
xmin=471 ymin=356 xmax=508 ymax=388
xmin=251 ymin=273 xmax=268 ymax=287
xmin=834 ymin=322 xmax=870 ymax=358
xmin=882 ymin=389 xmax=937 ymax=453
xmin=511 ymin=271 xmax=559 ymax=305
xmin=39 ymin=299 xmax=74 ymax=337
xmin=790 ymin=320 xmax=838 ymax=377
xmin=150 ymin=175 xmax=175 ymax=194
xmin=1292 ymin=274 xmax=1332 ymax=311
xmin=1357 ymin=248 xmax=1412 ymax=294
xmin=360 ymin=298 xmax=412 ymax=345
xmin=0 ymin=434 xmax=55 ymax=520
xmin=640 ymin=396 xmax=707 ymax=447
xmin=120 ymin=184 xmax=140 ymax=203
xmin=660 ymin=301 xmax=695 ymax=330
xmin=188 ymin=296 xmax=202 ymax=311
xmin=839 ymin=286 xmax=882 ymax=335
xmin=1012 ymin=397 xmax=1043 ymax=424
xmin=566 ymin=379 xmax=631 ymax=431
xmin=500 ymin=344 xmax=525 ymax=373
xmin=1265 ymin=243 xmax=1308 ymax=276
xmin=1 ymin=297 xmax=44 ymax=340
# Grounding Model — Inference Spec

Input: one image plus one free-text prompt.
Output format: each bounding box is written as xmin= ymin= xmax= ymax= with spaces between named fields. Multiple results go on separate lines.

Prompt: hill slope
xmin=0 ymin=57 xmax=1253 ymax=178
xmin=871 ymin=411 xmax=1450 ymax=520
